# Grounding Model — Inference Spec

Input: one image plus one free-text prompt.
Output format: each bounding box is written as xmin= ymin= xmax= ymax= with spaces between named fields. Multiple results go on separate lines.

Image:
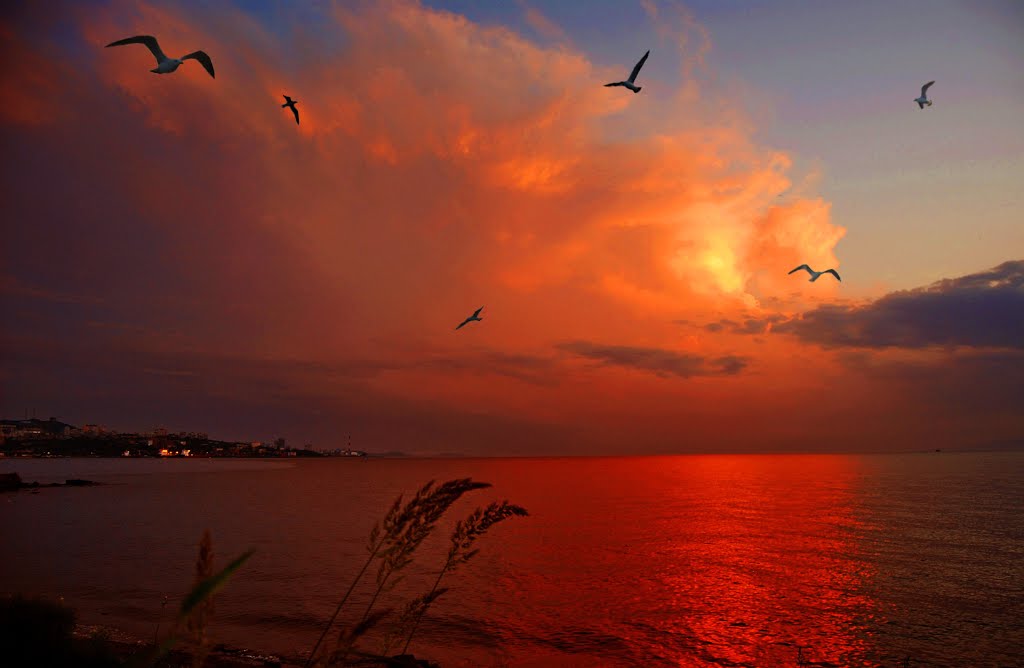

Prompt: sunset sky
xmin=1 ymin=0 xmax=1021 ymax=454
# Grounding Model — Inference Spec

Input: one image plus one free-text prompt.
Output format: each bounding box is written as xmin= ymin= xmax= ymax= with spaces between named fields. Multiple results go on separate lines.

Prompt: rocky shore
xmin=3 ymin=596 xmax=441 ymax=668
xmin=0 ymin=472 xmax=101 ymax=492
xmin=87 ymin=634 xmax=298 ymax=667
xmin=93 ymin=635 xmax=440 ymax=668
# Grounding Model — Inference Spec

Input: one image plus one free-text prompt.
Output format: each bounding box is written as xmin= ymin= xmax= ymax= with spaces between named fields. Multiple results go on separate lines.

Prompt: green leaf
xmin=178 ymin=549 xmax=255 ymax=620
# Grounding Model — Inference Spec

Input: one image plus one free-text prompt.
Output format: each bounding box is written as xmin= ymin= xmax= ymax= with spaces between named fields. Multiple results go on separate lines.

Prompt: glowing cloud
xmin=0 ymin=0 xmax=878 ymax=452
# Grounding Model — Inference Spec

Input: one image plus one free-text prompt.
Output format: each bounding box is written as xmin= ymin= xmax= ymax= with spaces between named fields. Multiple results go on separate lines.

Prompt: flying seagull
xmin=105 ymin=35 xmax=215 ymax=78
xmin=914 ymin=81 xmax=935 ymax=109
xmin=455 ymin=307 xmax=483 ymax=330
xmin=789 ymin=264 xmax=841 ymax=282
xmin=604 ymin=50 xmax=650 ymax=93
xmin=282 ymin=95 xmax=299 ymax=124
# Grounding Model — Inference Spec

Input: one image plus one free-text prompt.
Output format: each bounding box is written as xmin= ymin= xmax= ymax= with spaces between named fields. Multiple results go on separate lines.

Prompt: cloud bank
xmin=777 ymin=261 xmax=1024 ymax=349
xmin=559 ymin=341 xmax=748 ymax=378
xmin=5 ymin=0 xmax=1018 ymax=453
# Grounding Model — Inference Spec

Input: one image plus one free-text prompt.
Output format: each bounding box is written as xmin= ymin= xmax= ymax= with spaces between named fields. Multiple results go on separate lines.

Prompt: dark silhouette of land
xmin=0 ymin=472 xmax=101 ymax=492
xmin=0 ymin=417 xmax=361 ymax=458
xmin=1 ymin=433 xmax=324 ymax=459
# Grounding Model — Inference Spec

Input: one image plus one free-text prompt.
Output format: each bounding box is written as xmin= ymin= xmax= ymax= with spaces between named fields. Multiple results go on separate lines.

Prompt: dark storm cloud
xmin=416 ymin=351 xmax=557 ymax=386
xmin=702 ymin=320 xmax=732 ymax=333
xmin=557 ymin=341 xmax=749 ymax=378
xmin=703 ymin=314 xmax=787 ymax=336
xmin=776 ymin=260 xmax=1024 ymax=349
xmin=838 ymin=349 xmax=1024 ymax=415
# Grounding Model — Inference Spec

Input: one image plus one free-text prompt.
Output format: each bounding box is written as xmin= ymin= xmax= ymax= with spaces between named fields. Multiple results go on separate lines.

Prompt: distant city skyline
xmin=1 ymin=0 xmax=1021 ymax=454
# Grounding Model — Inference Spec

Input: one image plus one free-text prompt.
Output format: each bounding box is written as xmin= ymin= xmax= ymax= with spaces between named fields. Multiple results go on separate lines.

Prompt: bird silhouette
xmin=282 ymin=95 xmax=299 ymax=124
xmin=789 ymin=264 xmax=841 ymax=282
xmin=455 ymin=307 xmax=484 ymax=330
xmin=604 ymin=50 xmax=650 ymax=93
xmin=914 ymin=81 xmax=935 ymax=109
xmin=105 ymin=35 xmax=214 ymax=78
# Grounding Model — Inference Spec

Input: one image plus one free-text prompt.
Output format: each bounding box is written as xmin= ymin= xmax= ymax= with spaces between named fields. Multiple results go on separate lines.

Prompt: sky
xmin=0 ymin=0 xmax=1021 ymax=455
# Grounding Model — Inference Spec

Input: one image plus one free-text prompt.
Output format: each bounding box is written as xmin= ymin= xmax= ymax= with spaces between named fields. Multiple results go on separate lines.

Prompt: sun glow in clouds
xmin=3 ymin=0 xmax=1018 ymax=453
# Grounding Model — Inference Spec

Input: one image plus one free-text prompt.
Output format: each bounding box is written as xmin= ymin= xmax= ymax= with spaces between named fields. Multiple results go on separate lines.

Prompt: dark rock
xmin=387 ymin=655 xmax=441 ymax=668
xmin=0 ymin=473 xmax=100 ymax=492
xmin=0 ymin=472 xmax=22 ymax=491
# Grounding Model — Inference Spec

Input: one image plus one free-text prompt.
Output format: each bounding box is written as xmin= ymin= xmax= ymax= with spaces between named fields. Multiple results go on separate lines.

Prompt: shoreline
xmin=75 ymin=624 xmax=303 ymax=667
xmin=75 ymin=622 xmax=442 ymax=667
xmin=0 ymin=471 xmax=101 ymax=492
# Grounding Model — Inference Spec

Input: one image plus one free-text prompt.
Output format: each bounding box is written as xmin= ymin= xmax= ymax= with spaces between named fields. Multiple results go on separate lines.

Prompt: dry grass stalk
xmin=186 ymin=530 xmax=215 ymax=668
xmin=310 ymin=478 xmax=490 ymax=667
xmin=400 ymin=500 xmax=528 ymax=654
xmin=153 ymin=595 xmax=169 ymax=645
xmin=382 ymin=587 xmax=449 ymax=656
xmin=360 ymin=479 xmax=492 ymax=622
xmin=326 ymin=609 xmax=391 ymax=666
xmin=129 ymin=533 xmax=253 ymax=668
xmin=306 ymin=489 xmax=412 ymax=667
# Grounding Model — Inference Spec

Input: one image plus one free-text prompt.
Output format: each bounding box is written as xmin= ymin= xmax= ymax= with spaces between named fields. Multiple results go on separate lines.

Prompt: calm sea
xmin=1 ymin=454 xmax=1022 ymax=667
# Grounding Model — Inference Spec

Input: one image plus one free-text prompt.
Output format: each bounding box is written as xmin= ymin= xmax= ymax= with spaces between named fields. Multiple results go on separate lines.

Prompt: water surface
xmin=2 ymin=453 xmax=1022 ymax=666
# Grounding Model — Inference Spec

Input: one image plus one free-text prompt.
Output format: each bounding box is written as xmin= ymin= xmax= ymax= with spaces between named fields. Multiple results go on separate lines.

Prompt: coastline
xmin=75 ymin=624 xmax=303 ymax=668
xmin=68 ymin=621 xmax=440 ymax=667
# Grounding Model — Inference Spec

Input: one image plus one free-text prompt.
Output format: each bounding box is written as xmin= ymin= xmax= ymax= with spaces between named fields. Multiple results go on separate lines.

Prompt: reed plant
xmin=362 ymin=479 xmax=494 ymax=621
xmin=119 ymin=478 xmax=522 ymax=668
xmin=324 ymin=609 xmax=392 ymax=666
xmin=307 ymin=478 xmax=491 ymax=667
xmin=399 ymin=501 xmax=528 ymax=655
xmin=153 ymin=595 xmax=169 ymax=646
xmin=186 ymin=530 xmax=215 ymax=667
xmin=128 ymin=531 xmax=254 ymax=668
xmin=11 ymin=476 xmax=531 ymax=667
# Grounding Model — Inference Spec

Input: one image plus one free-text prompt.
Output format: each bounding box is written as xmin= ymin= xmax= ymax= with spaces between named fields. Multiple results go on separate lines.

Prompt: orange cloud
xmin=0 ymin=0 xmax=877 ymax=452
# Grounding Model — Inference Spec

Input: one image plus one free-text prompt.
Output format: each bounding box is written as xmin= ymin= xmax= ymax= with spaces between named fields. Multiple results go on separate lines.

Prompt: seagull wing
xmin=455 ymin=318 xmax=471 ymax=330
xmin=290 ymin=105 xmax=299 ymax=125
xmin=604 ymin=82 xmax=625 ymax=87
xmin=182 ymin=50 xmax=215 ymax=78
xmin=823 ymin=269 xmax=841 ymax=282
xmin=921 ymin=81 xmax=934 ymax=96
xmin=472 ymin=307 xmax=483 ymax=318
xmin=106 ymin=35 xmax=167 ymax=64
xmin=627 ymin=50 xmax=650 ymax=84
xmin=788 ymin=264 xmax=811 ymax=275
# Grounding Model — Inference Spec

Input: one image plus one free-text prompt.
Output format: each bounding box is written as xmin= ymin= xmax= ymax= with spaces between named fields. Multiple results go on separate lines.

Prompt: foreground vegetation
xmin=0 ymin=595 xmax=121 ymax=668
xmin=4 ymin=478 xmax=527 ymax=668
